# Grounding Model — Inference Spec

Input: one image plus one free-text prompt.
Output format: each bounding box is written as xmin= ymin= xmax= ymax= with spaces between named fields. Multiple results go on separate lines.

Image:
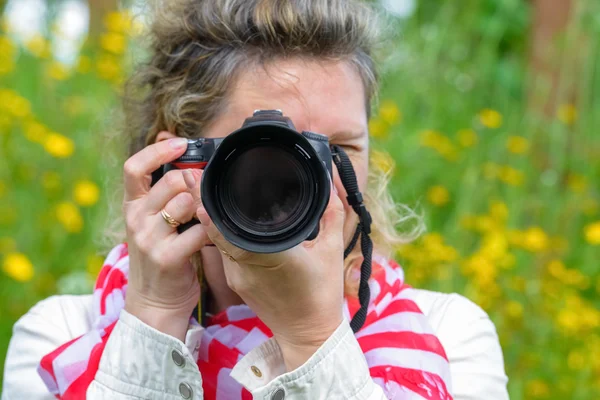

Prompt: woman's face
xmin=158 ymin=58 xmax=369 ymax=252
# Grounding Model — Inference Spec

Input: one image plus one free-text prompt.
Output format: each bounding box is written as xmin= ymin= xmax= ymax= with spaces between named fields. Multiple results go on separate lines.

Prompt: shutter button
xmin=271 ymin=388 xmax=285 ymax=400
xmin=172 ymin=349 xmax=186 ymax=367
xmin=179 ymin=382 xmax=193 ymax=399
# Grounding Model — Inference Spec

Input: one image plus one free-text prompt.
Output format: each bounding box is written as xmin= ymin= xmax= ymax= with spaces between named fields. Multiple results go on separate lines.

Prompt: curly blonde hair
xmin=103 ymin=0 xmax=424 ymax=293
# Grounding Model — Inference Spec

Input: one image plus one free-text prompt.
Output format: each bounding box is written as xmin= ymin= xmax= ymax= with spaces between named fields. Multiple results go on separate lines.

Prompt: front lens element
xmin=222 ymin=145 xmax=312 ymax=235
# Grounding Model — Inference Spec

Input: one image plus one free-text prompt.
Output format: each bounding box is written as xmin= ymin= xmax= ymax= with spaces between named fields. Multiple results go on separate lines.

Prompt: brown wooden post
xmin=528 ymin=0 xmax=575 ymax=116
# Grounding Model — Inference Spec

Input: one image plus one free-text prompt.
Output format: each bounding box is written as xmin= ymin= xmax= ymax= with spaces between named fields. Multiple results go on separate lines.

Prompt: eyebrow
xmin=330 ymin=130 xmax=366 ymax=140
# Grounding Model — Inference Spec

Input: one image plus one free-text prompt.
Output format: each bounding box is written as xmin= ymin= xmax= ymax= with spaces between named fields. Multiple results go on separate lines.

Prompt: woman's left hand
xmin=185 ymin=171 xmax=346 ymax=371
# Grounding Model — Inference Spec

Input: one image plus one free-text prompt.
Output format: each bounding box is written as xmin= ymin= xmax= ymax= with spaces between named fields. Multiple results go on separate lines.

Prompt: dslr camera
xmin=152 ymin=110 xmax=334 ymax=253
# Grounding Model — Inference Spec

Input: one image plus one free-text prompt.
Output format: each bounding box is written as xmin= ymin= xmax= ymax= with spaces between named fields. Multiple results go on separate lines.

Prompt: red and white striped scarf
xmin=38 ymin=243 xmax=453 ymax=399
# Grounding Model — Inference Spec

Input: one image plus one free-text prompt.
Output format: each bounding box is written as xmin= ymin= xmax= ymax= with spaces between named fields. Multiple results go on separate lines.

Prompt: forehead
xmin=205 ymin=58 xmax=368 ymax=138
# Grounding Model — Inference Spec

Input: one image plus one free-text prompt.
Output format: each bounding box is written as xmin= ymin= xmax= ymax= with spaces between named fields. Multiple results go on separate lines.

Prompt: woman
xmin=2 ymin=0 xmax=509 ymax=399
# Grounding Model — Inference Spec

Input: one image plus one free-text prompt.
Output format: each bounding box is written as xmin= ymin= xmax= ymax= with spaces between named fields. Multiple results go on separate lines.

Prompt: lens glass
xmin=223 ymin=145 xmax=311 ymax=234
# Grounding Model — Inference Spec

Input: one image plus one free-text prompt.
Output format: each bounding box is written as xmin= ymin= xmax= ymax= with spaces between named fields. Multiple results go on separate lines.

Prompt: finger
xmin=318 ymin=176 xmax=346 ymax=238
xmin=183 ymin=168 xmax=204 ymax=209
xmin=157 ymin=192 xmax=196 ymax=234
xmin=196 ymin=207 xmax=254 ymax=263
xmin=168 ymin=223 xmax=211 ymax=260
xmin=124 ymin=137 xmax=188 ymax=202
xmin=146 ymin=169 xmax=189 ymax=213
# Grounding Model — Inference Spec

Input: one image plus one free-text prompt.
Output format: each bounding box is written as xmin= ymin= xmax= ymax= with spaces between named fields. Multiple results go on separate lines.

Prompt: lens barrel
xmin=201 ymin=123 xmax=331 ymax=253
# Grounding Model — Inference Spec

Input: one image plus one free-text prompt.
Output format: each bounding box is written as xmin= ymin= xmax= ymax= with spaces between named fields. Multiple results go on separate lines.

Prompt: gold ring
xmin=221 ymin=248 xmax=236 ymax=262
xmin=161 ymin=208 xmax=181 ymax=228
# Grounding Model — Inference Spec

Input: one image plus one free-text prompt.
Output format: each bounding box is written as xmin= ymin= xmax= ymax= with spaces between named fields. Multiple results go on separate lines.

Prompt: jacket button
xmin=271 ymin=388 xmax=285 ymax=400
xmin=251 ymin=365 xmax=262 ymax=377
xmin=171 ymin=349 xmax=186 ymax=367
xmin=179 ymin=382 xmax=193 ymax=399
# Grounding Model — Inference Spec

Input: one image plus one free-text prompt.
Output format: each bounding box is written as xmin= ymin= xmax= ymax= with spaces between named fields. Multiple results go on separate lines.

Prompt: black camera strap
xmin=331 ymin=145 xmax=373 ymax=334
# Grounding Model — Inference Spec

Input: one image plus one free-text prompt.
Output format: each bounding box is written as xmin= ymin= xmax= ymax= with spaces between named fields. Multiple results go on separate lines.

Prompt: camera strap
xmin=331 ymin=145 xmax=373 ymax=334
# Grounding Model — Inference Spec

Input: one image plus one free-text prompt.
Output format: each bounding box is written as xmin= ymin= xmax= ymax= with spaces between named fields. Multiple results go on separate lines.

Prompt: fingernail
xmin=169 ymin=138 xmax=188 ymax=149
xmin=183 ymin=169 xmax=195 ymax=190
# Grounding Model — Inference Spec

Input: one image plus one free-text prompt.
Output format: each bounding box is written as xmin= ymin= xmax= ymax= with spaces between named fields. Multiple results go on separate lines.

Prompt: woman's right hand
xmin=122 ymin=136 xmax=210 ymax=341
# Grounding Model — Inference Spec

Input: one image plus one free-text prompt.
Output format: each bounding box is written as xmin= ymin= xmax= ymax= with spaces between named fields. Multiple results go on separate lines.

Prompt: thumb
xmin=319 ymin=178 xmax=346 ymax=240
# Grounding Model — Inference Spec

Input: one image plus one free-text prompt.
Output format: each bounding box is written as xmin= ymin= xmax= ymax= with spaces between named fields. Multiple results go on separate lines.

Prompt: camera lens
xmin=221 ymin=144 xmax=312 ymax=235
xmin=201 ymin=121 xmax=331 ymax=253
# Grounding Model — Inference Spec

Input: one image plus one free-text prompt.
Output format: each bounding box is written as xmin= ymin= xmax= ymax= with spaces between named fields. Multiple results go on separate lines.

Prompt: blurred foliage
xmin=1 ymin=1 xmax=600 ymax=399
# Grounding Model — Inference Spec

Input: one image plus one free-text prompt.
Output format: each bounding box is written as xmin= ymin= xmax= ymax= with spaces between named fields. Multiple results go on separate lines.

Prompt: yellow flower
xmin=498 ymin=252 xmax=515 ymax=269
xmin=22 ymin=120 xmax=48 ymax=143
xmin=100 ymin=32 xmax=127 ymax=55
xmin=0 ymin=237 xmax=17 ymax=253
xmin=0 ymin=57 xmax=14 ymax=75
xmin=0 ymin=36 xmax=15 ymax=58
xmin=498 ymin=165 xmax=524 ymax=186
xmin=74 ymin=180 xmax=100 ymax=207
xmin=462 ymin=254 xmax=497 ymax=287
xmin=44 ymin=133 xmax=75 ymax=158
xmin=104 ymin=11 xmax=133 ymax=33
xmin=489 ymin=201 xmax=508 ymax=222
xmin=0 ymin=36 xmax=15 ymax=75
xmin=585 ymin=221 xmax=600 ymax=245
xmin=557 ymin=308 xmax=580 ymax=333
xmin=24 ymin=35 xmax=51 ymax=58
xmin=87 ymin=254 xmax=105 ymax=277
xmin=378 ymin=100 xmax=401 ymax=125
xmin=481 ymin=232 xmax=509 ymax=262
xmin=420 ymin=130 xmax=443 ymax=147
xmin=6 ymin=95 xmax=31 ymax=118
xmin=368 ymin=118 xmax=388 ymax=139
xmin=547 ymin=259 xmax=566 ymax=279
xmin=2 ymin=253 xmax=34 ymax=282
xmin=370 ymin=149 xmax=395 ymax=175
xmin=419 ymin=130 xmax=458 ymax=161
xmin=526 ymin=379 xmax=550 ymax=398
xmin=506 ymin=135 xmax=529 ymax=154
xmin=56 ymin=202 xmax=84 ymax=233
xmin=427 ymin=185 xmax=450 ymax=206
xmin=96 ymin=54 xmax=122 ymax=81
xmin=76 ymin=56 xmax=92 ymax=74
xmin=479 ymin=109 xmax=503 ymax=129
xmin=47 ymin=62 xmax=71 ymax=81
xmin=557 ymin=104 xmax=577 ymax=125
xmin=505 ymin=300 xmax=523 ymax=319
xmin=522 ymin=227 xmax=549 ymax=252
xmin=42 ymin=171 xmax=61 ymax=191
xmin=457 ymin=129 xmax=478 ymax=147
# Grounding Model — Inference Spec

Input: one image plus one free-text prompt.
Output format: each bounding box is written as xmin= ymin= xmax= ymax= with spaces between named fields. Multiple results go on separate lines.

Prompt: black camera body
xmin=151 ymin=110 xmax=334 ymax=253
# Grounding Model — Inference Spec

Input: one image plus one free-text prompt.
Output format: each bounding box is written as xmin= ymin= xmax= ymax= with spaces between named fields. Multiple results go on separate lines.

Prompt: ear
xmin=155 ymin=131 xmax=177 ymax=143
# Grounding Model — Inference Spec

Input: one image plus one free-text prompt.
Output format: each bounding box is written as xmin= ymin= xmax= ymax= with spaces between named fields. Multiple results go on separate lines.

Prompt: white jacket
xmin=2 ymin=289 xmax=509 ymax=399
